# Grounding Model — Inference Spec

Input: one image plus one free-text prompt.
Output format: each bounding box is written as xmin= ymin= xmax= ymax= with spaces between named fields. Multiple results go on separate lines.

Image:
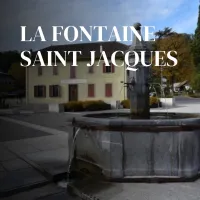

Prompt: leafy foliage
xmin=0 ymin=51 xmax=21 ymax=73
xmin=8 ymin=62 xmax=25 ymax=89
xmin=152 ymin=33 xmax=195 ymax=84
xmin=154 ymin=27 xmax=176 ymax=39
xmin=191 ymin=73 xmax=200 ymax=92
xmin=121 ymin=97 xmax=161 ymax=108
xmin=63 ymin=100 xmax=111 ymax=112
xmin=191 ymin=5 xmax=200 ymax=72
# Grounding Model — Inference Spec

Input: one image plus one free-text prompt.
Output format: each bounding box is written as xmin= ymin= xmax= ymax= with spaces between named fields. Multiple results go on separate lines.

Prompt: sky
xmin=0 ymin=0 xmax=199 ymax=52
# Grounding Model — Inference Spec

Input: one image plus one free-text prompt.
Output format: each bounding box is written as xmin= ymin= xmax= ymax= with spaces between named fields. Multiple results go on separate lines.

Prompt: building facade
xmin=27 ymin=41 xmax=128 ymax=106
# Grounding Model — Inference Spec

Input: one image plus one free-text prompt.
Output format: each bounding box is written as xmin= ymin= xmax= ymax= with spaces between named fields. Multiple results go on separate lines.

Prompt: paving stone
xmin=36 ymin=191 xmax=80 ymax=200
xmin=4 ymin=141 xmax=40 ymax=154
xmin=68 ymin=180 xmax=200 ymax=200
xmin=1 ymin=184 xmax=65 ymax=200
xmin=2 ymin=158 xmax=31 ymax=171
xmin=25 ymin=148 xmax=69 ymax=175
xmin=0 ymin=163 xmax=5 ymax=172
xmin=0 ymin=148 xmax=16 ymax=161
xmin=0 ymin=171 xmax=7 ymax=179
xmin=25 ymin=135 xmax=68 ymax=151
xmin=0 ymin=168 xmax=48 ymax=196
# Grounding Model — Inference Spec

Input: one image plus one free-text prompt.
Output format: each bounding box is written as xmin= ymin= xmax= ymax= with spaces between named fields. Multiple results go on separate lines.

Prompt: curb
xmin=0 ymin=110 xmax=50 ymax=116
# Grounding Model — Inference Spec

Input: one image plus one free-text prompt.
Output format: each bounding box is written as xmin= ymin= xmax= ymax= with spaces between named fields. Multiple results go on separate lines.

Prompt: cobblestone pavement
xmin=70 ymin=179 xmax=200 ymax=200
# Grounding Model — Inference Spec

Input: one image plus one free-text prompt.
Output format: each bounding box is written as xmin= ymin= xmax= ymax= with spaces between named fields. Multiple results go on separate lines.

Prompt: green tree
xmin=0 ymin=51 xmax=21 ymax=73
xmin=155 ymin=27 xmax=176 ymax=39
xmin=8 ymin=62 xmax=25 ymax=89
xmin=191 ymin=74 xmax=200 ymax=92
xmin=191 ymin=5 xmax=200 ymax=72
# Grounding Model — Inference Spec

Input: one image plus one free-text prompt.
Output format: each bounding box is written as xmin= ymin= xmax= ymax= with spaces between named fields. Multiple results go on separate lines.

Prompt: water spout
xmin=58 ymin=126 xmax=80 ymax=189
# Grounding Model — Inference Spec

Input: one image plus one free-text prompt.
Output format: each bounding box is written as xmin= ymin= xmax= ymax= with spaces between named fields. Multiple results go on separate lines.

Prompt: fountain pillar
xmin=127 ymin=23 xmax=151 ymax=119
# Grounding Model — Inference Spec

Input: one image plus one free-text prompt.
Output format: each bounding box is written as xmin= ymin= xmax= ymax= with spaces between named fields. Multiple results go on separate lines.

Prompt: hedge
xmin=121 ymin=96 xmax=161 ymax=109
xmin=63 ymin=100 xmax=111 ymax=112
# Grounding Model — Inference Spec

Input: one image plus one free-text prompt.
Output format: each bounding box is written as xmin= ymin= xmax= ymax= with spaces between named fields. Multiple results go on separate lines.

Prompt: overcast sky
xmin=0 ymin=0 xmax=199 ymax=52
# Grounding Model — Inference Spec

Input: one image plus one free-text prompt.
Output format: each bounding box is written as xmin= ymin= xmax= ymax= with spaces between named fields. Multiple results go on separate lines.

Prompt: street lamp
xmin=160 ymin=61 xmax=165 ymax=98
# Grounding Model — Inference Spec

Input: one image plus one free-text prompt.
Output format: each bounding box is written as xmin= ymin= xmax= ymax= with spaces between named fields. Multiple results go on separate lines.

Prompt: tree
xmin=152 ymin=33 xmax=195 ymax=91
xmin=8 ymin=62 xmax=25 ymax=89
xmin=191 ymin=5 xmax=200 ymax=72
xmin=191 ymin=74 xmax=200 ymax=92
xmin=155 ymin=27 xmax=176 ymax=39
xmin=0 ymin=51 xmax=21 ymax=73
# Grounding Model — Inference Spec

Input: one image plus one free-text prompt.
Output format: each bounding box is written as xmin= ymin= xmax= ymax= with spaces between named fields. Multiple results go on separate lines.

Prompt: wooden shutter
xmin=103 ymin=63 xmax=106 ymax=73
xmin=49 ymin=85 xmax=53 ymax=97
xmin=89 ymin=65 xmax=94 ymax=73
xmin=43 ymin=86 xmax=46 ymax=97
xmin=105 ymin=83 xmax=112 ymax=97
xmin=70 ymin=65 xmax=76 ymax=78
xmin=88 ymin=84 xmax=94 ymax=97
xmin=34 ymin=86 xmax=38 ymax=97
xmin=58 ymin=85 xmax=61 ymax=97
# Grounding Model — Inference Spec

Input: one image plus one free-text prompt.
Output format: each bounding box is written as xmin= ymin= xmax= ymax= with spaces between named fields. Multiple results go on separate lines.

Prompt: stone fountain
xmin=68 ymin=23 xmax=200 ymax=182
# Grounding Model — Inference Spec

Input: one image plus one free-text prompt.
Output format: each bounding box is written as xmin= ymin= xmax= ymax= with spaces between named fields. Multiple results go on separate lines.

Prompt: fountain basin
xmin=70 ymin=112 xmax=200 ymax=180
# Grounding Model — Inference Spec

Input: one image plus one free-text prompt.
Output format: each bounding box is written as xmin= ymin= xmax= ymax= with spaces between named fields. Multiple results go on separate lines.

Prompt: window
xmin=103 ymin=62 xmax=115 ymax=73
xmin=34 ymin=85 xmax=46 ymax=97
xmin=49 ymin=85 xmax=61 ymax=97
xmin=38 ymin=66 xmax=42 ymax=76
xmin=53 ymin=66 xmax=58 ymax=75
xmin=105 ymin=83 xmax=112 ymax=97
xmin=88 ymin=65 xmax=94 ymax=73
xmin=88 ymin=84 xmax=95 ymax=97
xmin=70 ymin=64 xmax=76 ymax=78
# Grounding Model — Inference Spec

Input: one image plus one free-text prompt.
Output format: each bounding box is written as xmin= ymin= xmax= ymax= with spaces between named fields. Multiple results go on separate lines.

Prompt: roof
xmin=174 ymin=80 xmax=188 ymax=88
xmin=0 ymin=72 xmax=15 ymax=81
xmin=32 ymin=41 xmax=129 ymax=61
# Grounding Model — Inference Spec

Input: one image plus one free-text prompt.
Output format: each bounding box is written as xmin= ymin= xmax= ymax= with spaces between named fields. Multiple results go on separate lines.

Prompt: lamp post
xmin=25 ymin=66 xmax=28 ymax=105
xmin=160 ymin=61 xmax=166 ymax=98
xmin=160 ymin=65 xmax=163 ymax=98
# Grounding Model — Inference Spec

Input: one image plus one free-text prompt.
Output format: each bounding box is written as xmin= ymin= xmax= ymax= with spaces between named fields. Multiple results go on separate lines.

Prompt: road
xmin=174 ymin=96 xmax=200 ymax=104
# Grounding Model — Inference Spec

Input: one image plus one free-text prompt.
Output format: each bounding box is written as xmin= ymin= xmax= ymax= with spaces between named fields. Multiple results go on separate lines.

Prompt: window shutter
xmin=58 ymin=85 xmax=61 ymax=97
xmin=49 ymin=85 xmax=53 ymax=97
xmin=34 ymin=86 xmax=38 ymax=97
xmin=112 ymin=63 xmax=115 ymax=73
xmin=88 ymin=84 xmax=94 ymax=97
xmin=105 ymin=84 xmax=108 ymax=97
xmin=103 ymin=63 xmax=106 ymax=73
xmin=73 ymin=66 xmax=76 ymax=78
xmin=110 ymin=84 xmax=112 ymax=96
xmin=70 ymin=65 xmax=76 ymax=78
xmin=43 ymin=86 xmax=46 ymax=97
xmin=89 ymin=65 xmax=94 ymax=73
xmin=105 ymin=84 xmax=112 ymax=97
